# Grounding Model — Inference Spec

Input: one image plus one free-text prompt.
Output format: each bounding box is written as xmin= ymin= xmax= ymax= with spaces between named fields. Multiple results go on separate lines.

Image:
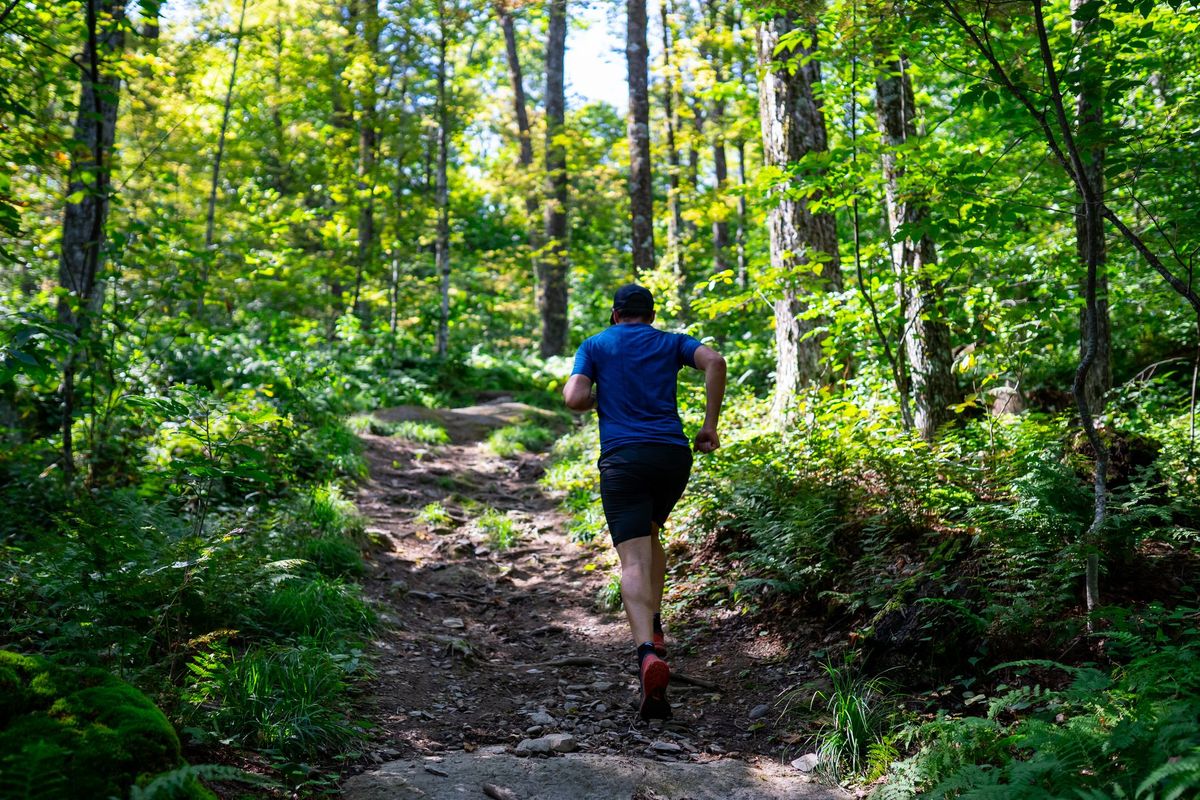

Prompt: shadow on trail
xmin=345 ymin=398 xmax=847 ymax=800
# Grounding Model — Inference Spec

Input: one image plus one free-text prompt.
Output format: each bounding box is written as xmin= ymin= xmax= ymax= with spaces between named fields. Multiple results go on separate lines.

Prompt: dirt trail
xmin=342 ymin=400 xmax=846 ymax=800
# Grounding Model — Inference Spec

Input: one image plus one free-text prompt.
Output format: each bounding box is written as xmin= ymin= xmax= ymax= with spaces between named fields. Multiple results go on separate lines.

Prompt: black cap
xmin=612 ymin=283 xmax=654 ymax=315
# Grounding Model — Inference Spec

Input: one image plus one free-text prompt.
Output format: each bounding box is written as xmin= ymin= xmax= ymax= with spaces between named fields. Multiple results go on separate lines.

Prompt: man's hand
xmin=691 ymin=345 xmax=726 ymax=454
xmin=694 ymin=425 xmax=720 ymax=453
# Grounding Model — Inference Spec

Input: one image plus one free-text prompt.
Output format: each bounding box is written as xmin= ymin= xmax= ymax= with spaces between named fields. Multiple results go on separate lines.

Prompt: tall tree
xmin=59 ymin=0 xmax=126 ymax=483
xmin=660 ymin=0 xmax=684 ymax=281
xmin=626 ymin=0 xmax=655 ymax=274
xmin=757 ymin=13 xmax=842 ymax=420
xmin=352 ymin=0 xmax=384 ymax=316
xmin=1072 ymin=0 xmax=1111 ymax=415
xmin=200 ymin=0 xmax=250 ymax=313
xmin=703 ymin=0 xmax=729 ymax=273
xmin=539 ymin=0 xmax=569 ymax=357
xmin=495 ymin=0 xmax=542 ymax=315
xmin=874 ymin=56 xmax=956 ymax=440
xmin=435 ymin=0 xmax=452 ymax=358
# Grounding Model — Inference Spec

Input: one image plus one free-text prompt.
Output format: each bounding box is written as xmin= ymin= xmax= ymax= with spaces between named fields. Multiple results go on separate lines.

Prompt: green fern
xmin=0 ymin=741 xmax=70 ymax=800
xmin=131 ymin=763 xmax=275 ymax=800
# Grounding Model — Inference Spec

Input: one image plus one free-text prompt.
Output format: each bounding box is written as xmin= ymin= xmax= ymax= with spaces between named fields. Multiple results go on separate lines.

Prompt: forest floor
xmin=338 ymin=398 xmax=848 ymax=800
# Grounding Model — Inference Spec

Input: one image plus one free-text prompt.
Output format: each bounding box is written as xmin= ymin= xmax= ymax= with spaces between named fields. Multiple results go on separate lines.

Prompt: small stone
xmin=545 ymin=733 xmax=578 ymax=753
xmin=593 ymin=703 xmax=608 ymax=713
xmin=442 ymin=617 xmax=465 ymax=629
xmin=791 ymin=753 xmax=820 ymax=773
xmin=599 ymin=719 xmax=616 ymax=730
xmin=592 ymin=681 xmax=614 ymax=691
xmin=525 ymin=725 xmax=544 ymax=736
xmin=650 ymin=740 xmax=683 ymax=753
xmin=529 ymin=710 xmax=555 ymax=726
xmin=423 ymin=765 xmax=449 ymax=777
xmin=749 ymin=703 xmax=772 ymax=720
xmin=708 ymin=743 xmax=726 ymax=754
xmin=515 ymin=737 xmax=553 ymax=756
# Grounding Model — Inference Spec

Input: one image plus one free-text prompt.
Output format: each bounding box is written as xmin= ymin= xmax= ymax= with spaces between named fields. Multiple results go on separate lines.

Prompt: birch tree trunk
xmin=435 ymin=0 xmax=452 ymax=358
xmin=874 ymin=57 xmax=956 ymax=441
xmin=626 ymin=0 xmax=655 ymax=274
xmin=59 ymin=0 xmax=125 ymax=484
xmin=539 ymin=0 xmax=569 ymax=358
xmin=1073 ymin=0 xmax=1111 ymax=416
xmin=757 ymin=14 xmax=841 ymax=421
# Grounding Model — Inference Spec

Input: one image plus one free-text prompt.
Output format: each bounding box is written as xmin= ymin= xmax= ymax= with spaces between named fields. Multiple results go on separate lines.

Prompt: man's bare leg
xmin=616 ymin=533 xmax=663 ymax=646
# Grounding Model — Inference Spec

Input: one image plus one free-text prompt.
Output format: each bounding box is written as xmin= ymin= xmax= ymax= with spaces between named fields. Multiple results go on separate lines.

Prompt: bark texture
xmin=661 ymin=0 xmax=684 ymax=281
xmin=435 ymin=2 xmax=451 ymax=358
xmin=353 ymin=0 xmax=383 ymax=316
xmin=200 ymin=0 xmax=249 ymax=312
xmin=1073 ymin=0 xmax=1111 ymax=416
xmin=874 ymin=58 xmax=956 ymax=440
xmin=539 ymin=0 xmax=569 ymax=358
xmin=59 ymin=0 xmax=125 ymax=482
xmin=756 ymin=15 xmax=842 ymax=421
xmin=626 ymin=0 xmax=655 ymax=274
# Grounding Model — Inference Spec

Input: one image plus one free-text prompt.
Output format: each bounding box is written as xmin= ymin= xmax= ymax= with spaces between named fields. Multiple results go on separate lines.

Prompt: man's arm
xmin=563 ymin=374 xmax=595 ymax=412
xmin=692 ymin=345 xmax=726 ymax=453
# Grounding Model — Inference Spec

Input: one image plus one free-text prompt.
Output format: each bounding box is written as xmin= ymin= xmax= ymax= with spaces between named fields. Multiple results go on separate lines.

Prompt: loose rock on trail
xmin=344 ymin=399 xmax=847 ymax=800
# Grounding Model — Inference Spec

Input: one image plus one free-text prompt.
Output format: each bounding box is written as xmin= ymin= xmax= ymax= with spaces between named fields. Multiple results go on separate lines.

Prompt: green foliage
xmin=0 ymin=651 xmax=198 ymax=800
xmin=487 ymin=423 xmax=555 ymax=457
xmin=782 ymin=658 xmax=898 ymax=782
xmin=300 ymin=535 xmax=365 ymax=578
xmin=418 ymin=501 xmax=453 ymax=527
xmin=308 ymin=482 xmax=365 ymax=538
xmin=875 ymin=617 xmax=1200 ymax=799
xmin=351 ymin=414 xmax=451 ymax=445
xmin=596 ymin=569 xmax=623 ymax=612
xmin=183 ymin=643 xmax=366 ymax=759
xmin=476 ymin=508 xmax=520 ymax=550
xmin=131 ymin=764 xmax=272 ymax=800
xmin=256 ymin=576 xmax=374 ymax=643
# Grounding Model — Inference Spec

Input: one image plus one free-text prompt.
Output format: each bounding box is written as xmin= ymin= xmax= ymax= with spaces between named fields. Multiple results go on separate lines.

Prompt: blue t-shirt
xmin=571 ymin=323 xmax=703 ymax=454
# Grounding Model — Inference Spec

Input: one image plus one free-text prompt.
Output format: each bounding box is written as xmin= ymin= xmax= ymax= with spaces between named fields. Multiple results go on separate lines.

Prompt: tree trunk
xmin=539 ymin=0 xmax=569 ymax=358
xmin=199 ymin=0 xmax=249 ymax=314
xmin=875 ymin=57 xmax=956 ymax=441
xmin=496 ymin=1 xmax=541 ymax=293
xmin=757 ymin=14 xmax=841 ymax=421
xmin=626 ymin=0 xmax=655 ymax=274
xmin=704 ymin=0 xmax=729 ymax=273
xmin=435 ymin=0 xmax=451 ymax=358
xmin=735 ymin=138 xmax=747 ymax=288
xmin=661 ymin=0 xmax=683 ymax=282
xmin=1073 ymin=0 xmax=1111 ymax=416
xmin=59 ymin=0 xmax=125 ymax=484
xmin=352 ymin=0 xmax=383 ymax=317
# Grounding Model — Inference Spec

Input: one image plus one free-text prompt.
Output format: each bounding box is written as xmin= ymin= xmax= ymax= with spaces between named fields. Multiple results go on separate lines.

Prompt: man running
xmin=562 ymin=284 xmax=726 ymax=720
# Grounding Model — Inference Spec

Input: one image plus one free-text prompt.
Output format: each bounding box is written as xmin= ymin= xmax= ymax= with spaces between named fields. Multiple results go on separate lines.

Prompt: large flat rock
xmin=342 ymin=749 xmax=847 ymax=800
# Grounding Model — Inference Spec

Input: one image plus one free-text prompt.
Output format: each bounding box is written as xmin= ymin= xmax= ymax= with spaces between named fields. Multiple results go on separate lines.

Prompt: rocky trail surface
xmin=342 ymin=399 xmax=848 ymax=800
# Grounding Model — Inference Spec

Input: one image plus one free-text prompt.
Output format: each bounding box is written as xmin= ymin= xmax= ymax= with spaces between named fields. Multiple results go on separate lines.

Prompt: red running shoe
xmin=652 ymin=629 xmax=668 ymax=658
xmin=639 ymin=653 xmax=672 ymax=720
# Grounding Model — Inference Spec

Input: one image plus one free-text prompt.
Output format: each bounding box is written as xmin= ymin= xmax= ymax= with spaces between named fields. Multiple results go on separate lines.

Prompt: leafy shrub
xmin=875 ymin=622 xmax=1200 ymax=800
xmin=597 ymin=569 xmax=623 ymax=612
xmin=388 ymin=419 xmax=451 ymax=445
xmin=0 ymin=651 xmax=206 ymax=800
xmin=477 ymin=509 xmax=519 ymax=550
xmin=183 ymin=644 xmax=364 ymax=759
xmin=256 ymin=576 xmax=374 ymax=642
xmin=301 ymin=535 xmax=364 ymax=578
xmin=782 ymin=658 xmax=897 ymax=782
xmin=308 ymin=482 xmax=365 ymax=538
xmin=487 ymin=423 xmax=555 ymax=456
xmin=418 ymin=501 xmax=452 ymax=527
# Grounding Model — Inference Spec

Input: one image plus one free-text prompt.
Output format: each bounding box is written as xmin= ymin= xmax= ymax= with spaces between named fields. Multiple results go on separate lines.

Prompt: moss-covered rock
xmin=0 ymin=650 xmax=203 ymax=799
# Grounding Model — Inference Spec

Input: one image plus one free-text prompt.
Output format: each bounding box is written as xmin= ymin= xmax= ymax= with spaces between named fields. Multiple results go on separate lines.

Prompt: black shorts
xmin=598 ymin=444 xmax=693 ymax=546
